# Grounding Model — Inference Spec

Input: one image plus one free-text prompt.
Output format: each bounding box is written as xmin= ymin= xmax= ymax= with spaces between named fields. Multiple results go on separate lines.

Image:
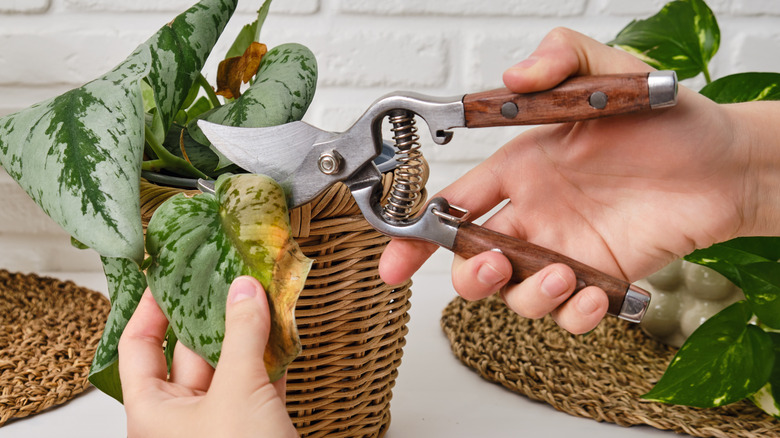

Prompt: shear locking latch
xmin=431 ymin=203 xmax=470 ymax=224
xmin=197 ymin=179 xmax=216 ymax=194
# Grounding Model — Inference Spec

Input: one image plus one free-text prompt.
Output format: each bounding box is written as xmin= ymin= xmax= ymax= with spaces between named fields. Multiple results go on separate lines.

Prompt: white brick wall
xmin=2 ymin=0 xmax=780 ymax=275
xmin=337 ymin=0 xmax=588 ymax=16
xmin=0 ymin=0 xmax=50 ymax=14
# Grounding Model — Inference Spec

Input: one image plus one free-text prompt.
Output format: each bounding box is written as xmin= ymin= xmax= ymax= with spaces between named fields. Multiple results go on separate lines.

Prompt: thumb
xmin=210 ymin=275 xmax=273 ymax=395
xmin=502 ymin=27 xmax=653 ymax=93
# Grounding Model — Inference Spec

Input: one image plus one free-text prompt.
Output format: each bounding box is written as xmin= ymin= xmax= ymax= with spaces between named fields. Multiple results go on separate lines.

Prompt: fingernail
xmin=541 ymin=271 xmax=569 ymax=299
xmin=477 ymin=263 xmax=507 ymax=288
xmin=510 ymin=56 xmax=539 ymax=70
xmin=229 ymin=276 xmax=259 ymax=304
xmin=576 ymin=293 xmax=600 ymax=315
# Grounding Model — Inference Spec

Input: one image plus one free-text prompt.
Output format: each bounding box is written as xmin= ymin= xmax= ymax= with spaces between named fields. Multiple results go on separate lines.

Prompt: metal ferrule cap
xmin=619 ymin=284 xmax=652 ymax=323
xmin=648 ymin=71 xmax=678 ymax=109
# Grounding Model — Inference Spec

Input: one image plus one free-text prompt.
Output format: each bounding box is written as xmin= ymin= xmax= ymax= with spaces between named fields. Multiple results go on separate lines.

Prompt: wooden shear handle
xmin=463 ymin=71 xmax=677 ymax=128
xmin=451 ymin=222 xmax=651 ymax=322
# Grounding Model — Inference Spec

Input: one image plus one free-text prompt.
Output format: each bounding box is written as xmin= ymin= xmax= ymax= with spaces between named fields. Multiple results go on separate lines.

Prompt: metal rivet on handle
xmin=318 ymin=150 xmax=343 ymax=175
xmin=589 ymin=91 xmax=608 ymax=109
xmin=501 ymin=101 xmax=519 ymax=119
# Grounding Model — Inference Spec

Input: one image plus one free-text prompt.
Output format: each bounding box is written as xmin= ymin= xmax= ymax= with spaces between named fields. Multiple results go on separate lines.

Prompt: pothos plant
xmin=0 ymin=0 xmax=316 ymax=402
xmin=608 ymin=0 xmax=780 ymax=418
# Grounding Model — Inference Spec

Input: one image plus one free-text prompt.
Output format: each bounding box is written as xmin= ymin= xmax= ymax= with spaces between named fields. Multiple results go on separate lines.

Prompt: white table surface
xmin=3 ymin=271 xmax=680 ymax=437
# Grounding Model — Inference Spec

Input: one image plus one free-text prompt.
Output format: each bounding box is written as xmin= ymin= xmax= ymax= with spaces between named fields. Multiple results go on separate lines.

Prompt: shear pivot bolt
xmin=318 ymin=150 xmax=343 ymax=175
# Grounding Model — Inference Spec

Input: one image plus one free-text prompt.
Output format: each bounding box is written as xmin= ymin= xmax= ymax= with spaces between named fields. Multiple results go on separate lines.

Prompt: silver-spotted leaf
xmin=189 ymin=43 xmax=318 ymax=170
xmin=89 ymin=256 xmax=148 ymax=403
xmin=0 ymin=46 xmax=151 ymax=262
xmin=144 ymin=0 xmax=239 ymax=131
xmin=146 ymin=174 xmax=312 ymax=381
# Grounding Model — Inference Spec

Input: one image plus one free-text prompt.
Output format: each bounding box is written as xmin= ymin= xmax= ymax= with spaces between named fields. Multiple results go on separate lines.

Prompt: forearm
xmin=728 ymin=100 xmax=780 ymax=237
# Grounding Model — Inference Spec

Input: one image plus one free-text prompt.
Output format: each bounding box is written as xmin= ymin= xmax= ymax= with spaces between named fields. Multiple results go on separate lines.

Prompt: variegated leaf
xmin=189 ymin=43 xmax=318 ymax=169
xmin=642 ymin=301 xmax=773 ymax=407
xmin=146 ymin=174 xmax=312 ymax=380
xmin=750 ymin=333 xmax=780 ymax=418
xmin=685 ymin=238 xmax=780 ymax=329
xmin=145 ymin=0 xmax=239 ymax=131
xmin=0 ymin=46 xmax=151 ymax=262
xmin=89 ymin=256 xmax=147 ymax=403
xmin=700 ymin=73 xmax=780 ymax=103
xmin=608 ymin=0 xmax=719 ymax=81
xmin=225 ymin=0 xmax=272 ymax=59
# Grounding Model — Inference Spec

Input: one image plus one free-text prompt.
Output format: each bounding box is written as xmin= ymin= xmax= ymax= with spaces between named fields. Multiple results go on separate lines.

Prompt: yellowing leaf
xmin=146 ymin=173 xmax=312 ymax=381
xmin=216 ymin=42 xmax=268 ymax=99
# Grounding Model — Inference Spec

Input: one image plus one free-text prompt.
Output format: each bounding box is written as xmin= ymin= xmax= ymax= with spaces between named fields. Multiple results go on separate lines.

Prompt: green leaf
xmin=145 ymin=108 xmax=166 ymax=148
xmin=0 ymin=45 xmax=150 ymax=262
xmin=226 ymin=0 xmax=272 ymax=59
xmin=186 ymin=96 xmax=215 ymax=123
xmin=749 ymin=333 xmax=780 ymax=418
xmin=144 ymin=0 xmax=239 ymax=131
xmin=685 ymin=237 xmax=779 ymax=282
xmin=162 ymin=124 xmax=240 ymax=178
xmin=714 ymin=237 xmax=780 ymax=261
xmin=685 ymin=238 xmax=780 ymax=329
xmin=181 ymin=78 xmax=202 ymax=110
xmin=145 ymin=174 xmax=312 ymax=380
xmin=88 ymin=256 xmax=147 ymax=403
xmin=164 ymin=325 xmax=179 ymax=374
xmin=642 ymin=301 xmax=774 ymax=407
xmin=738 ymin=263 xmax=780 ymax=329
xmin=70 ymin=236 xmax=90 ymax=250
xmin=189 ymin=43 xmax=318 ymax=169
xmin=608 ymin=0 xmax=719 ymax=81
xmin=141 ymin=79 xmax=157 ymax=113
xmin=700 ymin=72 xmax=780 ymax=103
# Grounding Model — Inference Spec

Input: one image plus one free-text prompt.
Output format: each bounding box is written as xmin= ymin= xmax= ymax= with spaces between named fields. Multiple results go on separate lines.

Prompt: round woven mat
xmin=0 ymin=270 xmax=110 ymax=426
xmin=441 ymin=294 xmax=780 ymax=438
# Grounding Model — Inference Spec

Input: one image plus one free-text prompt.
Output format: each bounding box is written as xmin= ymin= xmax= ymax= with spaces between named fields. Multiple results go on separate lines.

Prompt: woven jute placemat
xmin=0 ymin=269 xmax=110 ymax=426
xmin=441 ymin=294 xmax=780 ymax=437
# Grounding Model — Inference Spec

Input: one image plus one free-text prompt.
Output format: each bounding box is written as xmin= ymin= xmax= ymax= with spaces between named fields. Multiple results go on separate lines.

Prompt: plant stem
xmin=198 ymin=73 xmax=221 ymax=108
xmin=145 ymin=125 xmax=175 ymax=162
xmin=144 ymin=125 xmax=209 ymax=179
xmin=142 ymin=159 xmax=166 ymax=172
xmin=703 ymin=65 xmax=713 ymax=85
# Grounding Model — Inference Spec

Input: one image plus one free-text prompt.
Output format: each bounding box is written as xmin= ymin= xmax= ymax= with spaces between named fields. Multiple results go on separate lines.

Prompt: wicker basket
xmin=140 ymin=166 xmax=426 ymax=438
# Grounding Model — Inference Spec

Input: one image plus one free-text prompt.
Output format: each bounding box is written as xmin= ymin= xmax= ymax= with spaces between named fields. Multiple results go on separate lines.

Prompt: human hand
xmin=379 ymin=28 xmax=760 ymax=334
xmin=119 ymin=276 xmax=298 ymax=438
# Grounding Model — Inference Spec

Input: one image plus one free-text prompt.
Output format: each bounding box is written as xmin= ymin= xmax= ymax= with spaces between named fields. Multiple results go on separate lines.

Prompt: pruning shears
xmin=197 ymin=71 xmax=679 ymax=323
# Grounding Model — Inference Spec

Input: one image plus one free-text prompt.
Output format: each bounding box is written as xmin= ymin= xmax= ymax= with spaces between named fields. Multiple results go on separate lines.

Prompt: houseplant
xmin=609 ymin=0 xmax=780 ymax=418
xmin=0 ymin=0 xmax=318 ymax=402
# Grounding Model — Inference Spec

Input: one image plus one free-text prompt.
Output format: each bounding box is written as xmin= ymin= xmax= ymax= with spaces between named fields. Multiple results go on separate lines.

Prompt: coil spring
xmin=384 ymin=109 xmax=425 ymax=221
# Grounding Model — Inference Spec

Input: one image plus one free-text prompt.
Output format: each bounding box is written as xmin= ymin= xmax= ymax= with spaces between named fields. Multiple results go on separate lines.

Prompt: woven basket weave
xmin=140 ymin=167 xmax=426 ymax=438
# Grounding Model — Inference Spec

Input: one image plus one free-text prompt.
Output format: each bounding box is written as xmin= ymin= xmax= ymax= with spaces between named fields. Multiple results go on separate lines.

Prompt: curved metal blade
xmin=197 ymin=120 xmax=336 ymax=184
